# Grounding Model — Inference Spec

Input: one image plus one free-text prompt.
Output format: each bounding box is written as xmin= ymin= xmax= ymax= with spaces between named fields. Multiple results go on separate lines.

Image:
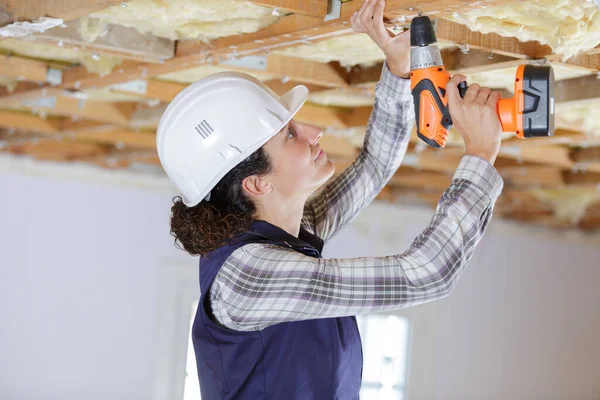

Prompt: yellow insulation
xmin=555 ymin=99 xmax=600 ymax=137
xmin=156 ymin=65 xmax=276 ymax=84
xmin=85 ymin=0 xmax=281 ymax=42
xmin=0 ymin=76 xmax=18 ymax=92
xmin=532 ymin=188 xmax=600 ymax=223
xmin=463 ymin=63 xmax=591 ymax=92
xmin=276 ymin=32 xmax=455 ymax=68
xmin=451 ymin=0 xmax=600 ymax=60
xmin=0 ymin=38 xmax=122 ymax=75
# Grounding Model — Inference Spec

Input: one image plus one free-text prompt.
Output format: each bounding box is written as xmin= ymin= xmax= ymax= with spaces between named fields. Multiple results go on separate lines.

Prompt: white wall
xmin=1 ymin=155 xmax=599 ymax=400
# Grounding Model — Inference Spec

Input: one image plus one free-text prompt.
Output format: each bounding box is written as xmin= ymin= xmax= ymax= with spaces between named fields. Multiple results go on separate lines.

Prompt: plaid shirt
xmin=209 ymin=63 xmax=504 ymax=332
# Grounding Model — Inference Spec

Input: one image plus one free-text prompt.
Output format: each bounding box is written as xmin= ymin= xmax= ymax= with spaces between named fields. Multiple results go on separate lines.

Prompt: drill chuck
xmin=410 ymin=45 xmax=444 ymax=70
xmin=410 ymin=16 xmax=437 ymax=46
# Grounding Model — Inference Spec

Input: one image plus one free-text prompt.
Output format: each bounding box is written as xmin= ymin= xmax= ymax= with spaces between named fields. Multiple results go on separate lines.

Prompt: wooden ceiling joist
xmin=239 ymin=0 xmax=329 ymax=18
xmin=431 ymin=18 xmax=552 ymax=59
xmin=0 ymin=110 xmax=62 ymax=134
xmin=0 ymin=54 xmax=54 ymax=84
xmin=0 ymin=0 xmax=126 ymax=25
xmin=27 ymin=19 xmax=175 ymax=63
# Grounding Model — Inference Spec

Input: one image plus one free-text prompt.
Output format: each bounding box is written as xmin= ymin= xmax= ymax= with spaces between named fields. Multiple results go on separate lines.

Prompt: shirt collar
xmin=248 ymin=220 xmax=324 ymax=254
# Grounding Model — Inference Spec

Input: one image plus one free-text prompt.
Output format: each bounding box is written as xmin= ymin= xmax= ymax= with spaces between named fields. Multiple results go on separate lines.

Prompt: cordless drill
xmin=409 ymin=16 xmax=556 ymax=148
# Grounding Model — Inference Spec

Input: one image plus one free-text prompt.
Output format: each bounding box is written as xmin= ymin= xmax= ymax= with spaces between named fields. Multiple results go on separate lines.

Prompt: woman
xmin=156 ymin=0 xmax=504 ymax=398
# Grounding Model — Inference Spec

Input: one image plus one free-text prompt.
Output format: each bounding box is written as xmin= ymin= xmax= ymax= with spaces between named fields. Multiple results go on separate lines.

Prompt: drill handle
xmin=458 ymin=81 xmax=468 ymax=98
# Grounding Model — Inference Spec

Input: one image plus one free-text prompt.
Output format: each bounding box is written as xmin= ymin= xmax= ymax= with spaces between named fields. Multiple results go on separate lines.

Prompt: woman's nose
xmin=303 ymin=124 xmax=323 ymax=145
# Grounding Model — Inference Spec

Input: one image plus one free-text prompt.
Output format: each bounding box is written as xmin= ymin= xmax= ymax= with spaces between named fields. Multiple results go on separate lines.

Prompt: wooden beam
xmin=5 ymin=139 xmax=109 ymax=162
xmin=572 ymin=147 xmax=600 ymax=164
xmin=554 ymin=74 xmax=600 ymax=103
xmin=6 ymin=91 xmax=138 ymax=126
xmin=28 ymin=18 xmax=174 ymax=63
xmin=0 ymin=110 xmax=62 ymax=133
xmin=497 ymin=165 xmax=565 ymax=187
xmin=318 ymin=135 xmax=358 ymax=158
xmin=238 ymin=0 xmax=328 ymax=18
xmin=338 ymin=0 xmax=521 ymax=20
xmin=501 ymin=129 xmax=600 ymax=148
xmin=498 ymin=144 xmax=574 ymax=169
xmin=72 ymin=126 xmax=156 ymax=149
xmin=110 ymin=79 xmax=186 ymax=102
xmin=264 ymin=79 xmax=329 ymax=96
xmin=563 ymin=170 xmax=600 ymax=187
xmin=347 ymin=48 xmax=523 ymax=86
xmin=1 ymin=0 xmax=125 ymax=24
xmin=0 ymin=54 xmax=51 ymax=83
xmin=390 ymin=167 xmax=453 ymax=191
xmin=265 ymin=54 xmax=349 ymax=88
xmin=431 ymin=18 xmax=552 ymax=59
xmin=556 ymin=53 xmax=600 ymax=72
xmin=294 ymin=103 xmax=346 ymax=128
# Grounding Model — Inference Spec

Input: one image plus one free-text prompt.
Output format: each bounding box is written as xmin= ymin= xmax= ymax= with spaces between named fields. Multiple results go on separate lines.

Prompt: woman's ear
xmin=242 ymin=175 xmax=273 ymax=197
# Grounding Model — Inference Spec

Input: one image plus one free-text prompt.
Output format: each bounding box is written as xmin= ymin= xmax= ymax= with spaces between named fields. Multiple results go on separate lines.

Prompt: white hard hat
xmin=156 ymin=71 xmax=309 ymax=207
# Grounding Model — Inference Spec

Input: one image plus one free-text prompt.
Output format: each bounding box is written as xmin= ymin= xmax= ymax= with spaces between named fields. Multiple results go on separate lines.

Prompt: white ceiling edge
xmin=0 ymin=152 xmax=177 ymax=195
xmin=2 ymin=153 xmax=599 ymax=245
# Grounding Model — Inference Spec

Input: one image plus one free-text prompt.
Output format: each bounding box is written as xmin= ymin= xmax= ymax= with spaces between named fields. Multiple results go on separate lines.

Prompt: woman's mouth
xmin=314 ymin=149 xmax=325 ymax=160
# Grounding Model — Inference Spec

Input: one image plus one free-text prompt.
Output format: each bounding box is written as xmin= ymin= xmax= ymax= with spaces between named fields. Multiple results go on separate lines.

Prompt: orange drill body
xmin=409 ymin=16 xmax=554 ymax=148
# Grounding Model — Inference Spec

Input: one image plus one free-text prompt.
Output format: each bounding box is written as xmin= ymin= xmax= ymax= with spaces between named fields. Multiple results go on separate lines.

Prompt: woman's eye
xmin=287 ymin=127 xmax=295 ymax=139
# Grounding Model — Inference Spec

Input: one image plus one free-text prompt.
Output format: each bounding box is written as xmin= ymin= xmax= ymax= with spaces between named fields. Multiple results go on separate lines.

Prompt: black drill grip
xmin=458 ymin=81 xmax=468 ymax=98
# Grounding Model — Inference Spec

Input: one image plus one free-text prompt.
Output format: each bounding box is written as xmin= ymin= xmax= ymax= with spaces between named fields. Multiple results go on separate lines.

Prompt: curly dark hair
xmin=170 ymin=147 xmax=272 ymax=256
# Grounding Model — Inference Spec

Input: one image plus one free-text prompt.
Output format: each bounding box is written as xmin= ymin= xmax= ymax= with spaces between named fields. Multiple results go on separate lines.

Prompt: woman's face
xmin=261 ymin=119 xmax=335 ymax=200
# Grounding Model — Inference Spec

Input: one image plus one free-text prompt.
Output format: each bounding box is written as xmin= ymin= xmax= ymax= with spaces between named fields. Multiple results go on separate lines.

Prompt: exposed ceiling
xmin=0 ymin=0 xmax=599 ymax=232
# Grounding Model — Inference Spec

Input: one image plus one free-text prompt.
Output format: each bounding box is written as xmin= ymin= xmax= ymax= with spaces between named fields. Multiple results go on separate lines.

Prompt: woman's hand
xmin=446 ymin=74 xmax=503 ymax=164
xmin=350 ymin=0 xmax=410 ymax=78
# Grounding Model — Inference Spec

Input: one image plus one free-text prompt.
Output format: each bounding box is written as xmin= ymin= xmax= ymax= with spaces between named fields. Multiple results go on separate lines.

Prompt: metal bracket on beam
xmin=21 ymin=96 xmax=57 ymax=109
xmin=219 ymin=55 xmax=268 ymax=71
xmin=325 ymin=0 xmax=342 ymax=21
xmin=109 ymin=79 xmax=148 ymax=95
xmin=46 ymin=68 xmax=63 ymax=86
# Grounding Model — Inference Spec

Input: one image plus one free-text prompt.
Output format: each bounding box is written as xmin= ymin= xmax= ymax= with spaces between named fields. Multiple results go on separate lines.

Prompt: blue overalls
xmin=191 ymin=220 xmax=363 ymax=399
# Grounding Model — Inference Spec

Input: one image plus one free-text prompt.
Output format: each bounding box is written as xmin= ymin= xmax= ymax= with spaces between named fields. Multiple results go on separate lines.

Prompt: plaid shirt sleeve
xmin=301 ymin=62 xmax=414 ymax=242
xmin=209 ymin=67 xmax=505 ymax=332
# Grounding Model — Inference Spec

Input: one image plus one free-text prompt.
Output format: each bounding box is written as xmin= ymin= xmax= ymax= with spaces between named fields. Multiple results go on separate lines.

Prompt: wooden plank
xmin=498 ymin=144 xmax=574 ymax=169
xmin=572 ymin=147 xmax=600 ymax=164
xmin=73 ymin=126 xmax=156 ymax=149
xmin=401 ymin=149 xmax=464 ymax=173
xmin=3 ymin=0 xmax=125 ymax=23
xmin=28 ymin=18 xmax=174 ymax=63
xmin=6 ymin=139 xmax=108 ymax=162
xmin=554 ymin=74 xmax=600 ymax=103
xmin=501 ymin=129 xmax=600 ymax=148
xmin=0 ymin=110 xmax=62 ymax=133
xmin=390 ymin=167 xmax=453 ymax=191
xmin=8 ymin=92 xmax=138 ymax=126
xmin=110 ymin=79 xmax=186 ymax=102
xmin=497 ymin=165 xmax=565 ymax=187
xmin=265 ymin=54 xmax=349 ymax=88
xmin=318 ymin=135 xmax=357 ymax=158
xmin=0 ymin=54 xmax=49 ymax=83
xmin=444 ymin=48 xmax=523 ymax=74
xmin=347 ymin=48 xmax=522 ymax=86
xmin=239 ymin=0 xmax=328 ymax=18
xmin=294 ymin=103 xmax=346 ymax=128
xmin=264 ymin=79 xmax=329 ymax=95
xmin=339 ymin=0 xmax=521 ymax=20
xmin=555 ymin=53 xmax=600 ymax=72
xmin=175 ymin=14 xmax=338 ymax=57
xmin=563 ymin=170 xmax=600 ymax=186
xmin=431 ymin=18 xmax=552 ymax=59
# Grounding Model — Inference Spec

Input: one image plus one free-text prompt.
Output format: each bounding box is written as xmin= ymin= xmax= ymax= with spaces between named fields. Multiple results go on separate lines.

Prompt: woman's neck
xmin=255 ymin=196 xmax=306 ymax=238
